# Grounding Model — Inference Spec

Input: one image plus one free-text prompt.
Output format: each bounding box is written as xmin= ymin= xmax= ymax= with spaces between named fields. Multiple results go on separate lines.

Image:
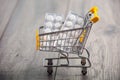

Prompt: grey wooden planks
xmin=0 ymin=0 xmax=120 ymax=80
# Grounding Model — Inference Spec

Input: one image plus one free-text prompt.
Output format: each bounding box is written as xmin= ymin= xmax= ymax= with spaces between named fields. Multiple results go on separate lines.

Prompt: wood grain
xmin=0 ymin=0 xmax=120 ymax=80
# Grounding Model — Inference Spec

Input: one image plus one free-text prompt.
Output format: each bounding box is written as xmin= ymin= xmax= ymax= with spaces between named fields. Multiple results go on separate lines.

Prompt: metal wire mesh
xmin=39 ymin=28 xmax=84 ymax=53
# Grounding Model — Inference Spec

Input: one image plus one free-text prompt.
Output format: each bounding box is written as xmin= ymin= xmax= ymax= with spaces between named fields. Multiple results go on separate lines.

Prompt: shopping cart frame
xmin=36 ymin=6 xmax=99 ymax=80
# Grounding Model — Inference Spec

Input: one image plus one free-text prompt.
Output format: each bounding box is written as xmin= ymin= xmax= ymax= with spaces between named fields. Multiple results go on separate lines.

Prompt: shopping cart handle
xmin=36 ymin=29 xmax=40 ymax=50
xmin=89 ymin=6 xmax=100 ymax=23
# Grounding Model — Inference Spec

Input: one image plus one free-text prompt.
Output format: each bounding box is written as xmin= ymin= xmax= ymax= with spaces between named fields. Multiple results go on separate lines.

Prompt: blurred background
xmin=0 ymin=0 xmax=120 ymax=80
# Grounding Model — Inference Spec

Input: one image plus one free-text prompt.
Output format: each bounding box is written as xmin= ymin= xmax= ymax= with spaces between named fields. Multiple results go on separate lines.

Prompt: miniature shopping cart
xmin=36 ymin=6 xmax=99 ymax=79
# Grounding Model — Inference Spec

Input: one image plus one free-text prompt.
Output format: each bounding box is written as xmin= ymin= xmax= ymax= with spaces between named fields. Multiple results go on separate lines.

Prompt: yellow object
xmin=36 ymin=29 xmax=40 ymax=50
xmin=79 ymin=29 xmax=86 ymax=43
xmin=89 ymin=6 xmax=100 ymax=23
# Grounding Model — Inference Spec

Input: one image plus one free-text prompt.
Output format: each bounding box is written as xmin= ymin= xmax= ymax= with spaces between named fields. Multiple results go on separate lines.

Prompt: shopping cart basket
xmin=36 ymin=6 xmax=100 ymax=79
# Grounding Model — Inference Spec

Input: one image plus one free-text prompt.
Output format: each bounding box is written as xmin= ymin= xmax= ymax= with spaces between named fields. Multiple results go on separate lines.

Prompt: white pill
xmin=55 ymin=16 xmax=62 ymax=22
xmin=65 ymin=21 xmax=73 ymax=27
xmin=77 ymin=18 xmax=83 ymax=25
xmin=45 ymin=22 xmax=53 ymax=28
xmin=68 ymin=14 xmax=76 ymax=21
xmin=54 ymin=23 xmax=61 ymax=28
xmin=46 ymin=15 xmax=54 ymax=21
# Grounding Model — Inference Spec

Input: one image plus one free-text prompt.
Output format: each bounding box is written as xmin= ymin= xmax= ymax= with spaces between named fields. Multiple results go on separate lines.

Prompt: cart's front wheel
xmin=47 ymin=68 xmax=53 ymax=75
xmin=47 ymin=59 xmax=53 ymax=75
xmin=81 ymin=68 xmax=87 ymax=75
xmin=81 ymin=59 xmax=86 ymax=65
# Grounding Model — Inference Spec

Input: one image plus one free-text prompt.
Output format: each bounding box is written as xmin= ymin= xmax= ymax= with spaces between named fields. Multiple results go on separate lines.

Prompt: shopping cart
xmin=36 ymin=6 xmax=99 ymax=79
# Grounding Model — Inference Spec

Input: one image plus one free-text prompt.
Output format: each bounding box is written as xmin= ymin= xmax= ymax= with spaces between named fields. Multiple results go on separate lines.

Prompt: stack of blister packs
xmin=44 ymin=13 xmax=64 ymax=32
xmin=54 ymin=11 xmax=84 ymax=52
xmin=42 ymin=13 xmax=64 ymax=47
xmin=42 ymin=11 xmax=84 ymax=51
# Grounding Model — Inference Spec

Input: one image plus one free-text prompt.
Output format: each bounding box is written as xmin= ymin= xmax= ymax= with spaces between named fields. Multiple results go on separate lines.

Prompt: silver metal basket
xmin=35 ymin=6 xmax=100 ymax=80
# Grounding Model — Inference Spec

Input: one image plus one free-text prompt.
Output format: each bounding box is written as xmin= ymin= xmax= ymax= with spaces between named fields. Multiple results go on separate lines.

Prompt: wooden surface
xmin=0 ymin=0 xmax=120 ymax=80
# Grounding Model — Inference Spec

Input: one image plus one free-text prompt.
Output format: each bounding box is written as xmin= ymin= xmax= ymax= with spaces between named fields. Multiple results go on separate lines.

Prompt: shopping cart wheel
xmin=47 ymin=59 xmax=53 ymax=75
xmin=81 ymin=59 xmax=86 ymax=65
xmin=81 ymin=68 xmax=87 ymax=75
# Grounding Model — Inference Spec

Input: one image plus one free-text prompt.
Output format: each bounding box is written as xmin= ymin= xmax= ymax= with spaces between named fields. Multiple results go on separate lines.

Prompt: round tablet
xmin=55 ymin=16 xmax=62 ymax=22
xmin=45 ymin=22 xmax=53 ymax=28
xmin=77 ymin=18 xmax=83 ymax=25
xmin=65 ymin=21 xmax=73 ymax=27
xmin=54 ymin=23 xmax=61 ymax=28
xmin=46 ymin=15 xmax=54 ymax=21
xmin=68 ymin=14 xmax=76 ymax=21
